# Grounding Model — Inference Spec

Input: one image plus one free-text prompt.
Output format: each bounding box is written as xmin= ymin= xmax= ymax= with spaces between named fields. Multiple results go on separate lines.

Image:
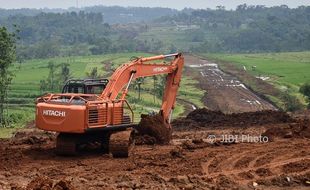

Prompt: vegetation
xmin=0 ymin=11 xmax=176 ymax=60
xmin=0 ymin=27 xmax=16 ymax=126
xmin=281 ymin=92 xmax=304 ymax=112
xmin=300 ymin=83 xmax=310 ymax=108
xmin=0 ymin=6 xmax=179 ymax=24
xmin=0 ymin=5 xmax=309 ymax=60
xmin=156 ymin=5 xmax=310 ymax=53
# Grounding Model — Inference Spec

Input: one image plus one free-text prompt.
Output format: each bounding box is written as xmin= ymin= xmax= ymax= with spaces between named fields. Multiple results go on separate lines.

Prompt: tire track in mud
xmin=1 ymin=125 xmax=309 ymax=189
xmin=185 ymin=55 xmax=276 ymax=113
xmin=202 ymin=140 xmax=310 ymax=185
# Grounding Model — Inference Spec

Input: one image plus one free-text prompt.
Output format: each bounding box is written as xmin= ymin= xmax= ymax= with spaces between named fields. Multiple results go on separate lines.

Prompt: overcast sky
xmin=0 ymin=0 xmax=309 ymax=10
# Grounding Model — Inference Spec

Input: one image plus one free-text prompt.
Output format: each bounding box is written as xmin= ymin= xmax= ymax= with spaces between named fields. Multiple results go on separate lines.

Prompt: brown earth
xmin=173 ymin=108 xmax=294 ymax=129
xmin=184 ymin=55 xmax=277 ymax=113
xmin=0 ymin=110 xmax=310 ymax=190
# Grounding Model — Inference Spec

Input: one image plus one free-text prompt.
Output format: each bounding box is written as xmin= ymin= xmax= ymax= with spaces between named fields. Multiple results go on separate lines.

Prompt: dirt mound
xmin=282 ymin=159 xmax=310 ymax=173
xmin=256 ymin=172 xmax=310 ymax=187
xmin=135 ymin=135 xmax=157 ymax=145
xmin=263 ymin=119 xmax=310 ymax=140
xmin=172 ymin=108 xmax=294 ymax=129
xmin=137 ymin=114 xmax=172 ymax=144
xmin=26 ymin=176 xmax=53 ymax=190
xmin=53 ymin=180 xmax=76 ymax=190
xmin=11 ymin=129 xmax=55 ymax=145
xmin=23 ymin=176 xmax=75 ymax=190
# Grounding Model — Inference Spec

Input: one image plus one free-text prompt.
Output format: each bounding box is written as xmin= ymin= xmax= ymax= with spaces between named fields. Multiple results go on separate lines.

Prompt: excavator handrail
xmin=86 ymin=99 xmax=134 ymax=127
xmin=36 ymin=93 xmax=100 ymax=105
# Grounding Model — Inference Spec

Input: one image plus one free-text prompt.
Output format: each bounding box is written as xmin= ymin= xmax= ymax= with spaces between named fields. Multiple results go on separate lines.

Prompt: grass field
xmin=204 ymin=51 xmax=310 ymax=106
xmin=1 ymin=52 xmax=204 ymax=137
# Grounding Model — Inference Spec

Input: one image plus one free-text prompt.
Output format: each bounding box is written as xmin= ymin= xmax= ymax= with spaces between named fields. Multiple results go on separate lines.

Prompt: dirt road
xmin=185 ymin=55 xmax=276 ymax=113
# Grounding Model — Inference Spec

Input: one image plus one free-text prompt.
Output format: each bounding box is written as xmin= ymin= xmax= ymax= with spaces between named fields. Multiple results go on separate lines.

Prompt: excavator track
xmin=109 ymin=128 xmax=135 ymax=158
xmin=56 ymin=133 xmax=78 ymax=156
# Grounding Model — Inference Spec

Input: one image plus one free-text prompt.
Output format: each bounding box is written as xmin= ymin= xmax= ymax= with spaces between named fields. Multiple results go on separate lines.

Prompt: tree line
xmin=0 ymin=6 xmax=179 ymax=24
xmin=157 ymin=5 xmax=310 ymax=53
xmin=0 ymin=11 xmax=176 ymax=60
xmin=0 ymin=5 xmax=310 ymax=59
xmin=0 ymin=27 xmax=16 ymax=126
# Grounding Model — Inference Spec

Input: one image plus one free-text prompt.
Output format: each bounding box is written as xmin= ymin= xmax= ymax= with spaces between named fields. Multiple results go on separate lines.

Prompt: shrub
xmin=281 ymin=92 xmax=304 ymax=112
xmin=300 ymin=83 xmax=310 ymax=109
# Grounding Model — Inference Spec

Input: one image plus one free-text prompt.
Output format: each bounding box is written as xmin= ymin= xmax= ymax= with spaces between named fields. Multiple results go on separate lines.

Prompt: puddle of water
xmin=256 ymin=76 xmax=270 ymax=81
xmin=240 ymin=98 xmax=261 ymax=105
xmin=188 ymin=63 xmax=218 ymax=68
xmin=226 ymin=84 xmax=247 ymax=90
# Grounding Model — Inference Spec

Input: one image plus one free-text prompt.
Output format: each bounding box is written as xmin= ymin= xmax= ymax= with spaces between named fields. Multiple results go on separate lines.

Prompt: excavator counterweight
xmin=35 ymin=53 xmax=184 ymax=157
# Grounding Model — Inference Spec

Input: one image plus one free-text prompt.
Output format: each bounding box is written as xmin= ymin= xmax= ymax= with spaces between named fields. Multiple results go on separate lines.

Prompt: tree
xmin=57 ymin=62 xmax=71 ymax=90
xmin=59 ymin=63 xmax=71 ymax=83
xmin=155 ymin=75 xmax=165 ymax=99
xmin=0 ymin=27 xmax=16 ymax=126
xmin=39 ymin=79 xmax=48 ymax=94
xmin=40 ymin=62 xmax=71 ymax=93
xmin=86 ymin=67 xmax=99 ymax=79
xmin=300 ymin=83 xmax=310 ymax=108
xmin=132 ymin=78 xmax=144 ymax=100
xmin=47 ymin=61 xmax=57 ymax=91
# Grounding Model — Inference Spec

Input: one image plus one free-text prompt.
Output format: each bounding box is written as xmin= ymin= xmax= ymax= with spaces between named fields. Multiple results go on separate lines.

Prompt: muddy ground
xmin=0 ymin=109 xmax=309 ymax=190
xmin=184 ymin=55 xmax=276 ymax=113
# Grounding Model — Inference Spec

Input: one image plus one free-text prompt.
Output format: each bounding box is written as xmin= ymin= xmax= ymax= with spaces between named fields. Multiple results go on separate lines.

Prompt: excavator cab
xmin=62 ymin=78 xmax=109 ymax=94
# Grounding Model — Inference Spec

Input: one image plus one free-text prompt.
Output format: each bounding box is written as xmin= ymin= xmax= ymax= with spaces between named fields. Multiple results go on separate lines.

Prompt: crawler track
xmin=55 ymin=133 xmax=78 ymax=156
xmin=109 ymin=129 xmax=134 ymax=158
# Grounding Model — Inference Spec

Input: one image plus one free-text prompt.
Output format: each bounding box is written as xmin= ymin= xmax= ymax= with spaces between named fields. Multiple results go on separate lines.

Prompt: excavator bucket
xmin=137 ymin=114 xmax=172 ymax=144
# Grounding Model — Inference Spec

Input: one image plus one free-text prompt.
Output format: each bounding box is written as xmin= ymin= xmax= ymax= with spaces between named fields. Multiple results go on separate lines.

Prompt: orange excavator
xmin=35 ymin=53 xmax=184 ymax=157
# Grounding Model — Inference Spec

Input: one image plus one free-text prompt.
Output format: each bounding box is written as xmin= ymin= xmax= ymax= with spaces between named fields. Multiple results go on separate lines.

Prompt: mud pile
xmin=263 ymin=119 xmax=310 ymax=140
xmin=19 ymin=176 xmax=76 ymax=190
xmin=10 ymin=129 xmax=55 ymax=145
xmin=137 ymin=114 xmax=172 ymax=144
xmin=172 ymin=108 xmax=294 ymax=129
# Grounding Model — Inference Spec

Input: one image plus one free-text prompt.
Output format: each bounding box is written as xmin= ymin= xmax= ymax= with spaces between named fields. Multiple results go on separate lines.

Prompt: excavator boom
xmin=101 ymin=53 xmax=184 ymax=124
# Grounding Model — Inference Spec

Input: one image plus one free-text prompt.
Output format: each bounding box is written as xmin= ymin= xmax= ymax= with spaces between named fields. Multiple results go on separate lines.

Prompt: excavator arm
xmin=101 ymin=53 xmax=184 ymax=125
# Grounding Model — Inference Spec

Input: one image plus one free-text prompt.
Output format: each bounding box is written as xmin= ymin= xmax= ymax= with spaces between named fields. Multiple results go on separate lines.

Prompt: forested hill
xmin=83 ymin=6 xmax=179 ymax=23
xmin=155 ymin=5 xmax=310 ymax=52
xmin=0 ymin=6 xmax=179 ymax=23
xmin=0 ymin=5 xmax=310 ymax=59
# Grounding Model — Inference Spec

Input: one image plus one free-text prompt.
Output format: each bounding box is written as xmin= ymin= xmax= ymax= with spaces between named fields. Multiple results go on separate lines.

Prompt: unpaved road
xmin=185 ymin=55 xmax=276 ymax=113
